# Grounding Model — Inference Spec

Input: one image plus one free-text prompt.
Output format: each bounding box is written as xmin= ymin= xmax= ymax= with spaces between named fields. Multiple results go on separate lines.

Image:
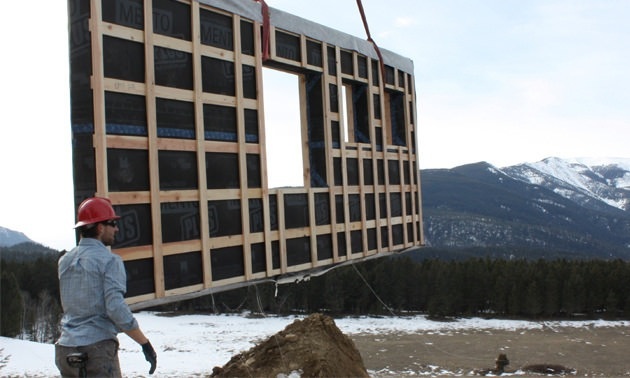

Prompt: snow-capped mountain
xmin=503 ymin=157 xmax=630 ymax=212
xmin=420 ymin=157 xmax=630 ymax=259
xmin=0 ymin=226 xmax=32 ymax=247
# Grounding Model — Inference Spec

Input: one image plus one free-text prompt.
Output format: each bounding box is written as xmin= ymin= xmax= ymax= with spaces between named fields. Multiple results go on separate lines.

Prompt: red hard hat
xmin=74 ymin=197 xmax=121 ymax=228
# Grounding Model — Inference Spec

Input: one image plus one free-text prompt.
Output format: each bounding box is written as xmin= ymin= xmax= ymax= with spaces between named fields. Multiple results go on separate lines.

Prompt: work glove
xmin=141 ymin=341 xmax=157 ymax=374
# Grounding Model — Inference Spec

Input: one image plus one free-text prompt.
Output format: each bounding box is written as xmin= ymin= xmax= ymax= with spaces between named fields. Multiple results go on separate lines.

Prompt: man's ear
xmin=95 ymin=223 xmax=105 ymax=237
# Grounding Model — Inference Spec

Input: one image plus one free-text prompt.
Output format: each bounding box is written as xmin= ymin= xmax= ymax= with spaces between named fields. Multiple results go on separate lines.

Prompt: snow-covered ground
xmin=1 ymin=312 xmax=628 ymax=377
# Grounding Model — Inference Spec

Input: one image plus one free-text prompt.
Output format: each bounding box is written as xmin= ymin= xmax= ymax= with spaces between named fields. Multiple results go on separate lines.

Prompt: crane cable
xmin=255 ymin=0 xmax=387 ymax=80
xmin=356 ymin=0 xmax=387 ymax=85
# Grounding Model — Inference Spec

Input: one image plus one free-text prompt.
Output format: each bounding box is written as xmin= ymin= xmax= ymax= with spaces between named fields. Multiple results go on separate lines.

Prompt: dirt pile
xmin=211 ymin=313 xmax=369 ymax=378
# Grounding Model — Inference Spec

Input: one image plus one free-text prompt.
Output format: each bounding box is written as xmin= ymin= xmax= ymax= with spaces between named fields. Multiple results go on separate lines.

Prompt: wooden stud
xmin=299 ymin=75 xmax=310 ymax=188
xmin=143 ymin=0 xmax=165 ymax=299
xmin=234 ymin=14 xmax=254 ymax=282
xmin=89 ymin=0 xmax=108 ymax=196
xmin=334 ymin=47 xmax=351 ymax=260
xmin=191 ymin=0 xmax=213 ymax=287
xmin=321 ymin=45 xmax=340 ymax=263
xmin=276 ymin=190 xmax=287 ymax=273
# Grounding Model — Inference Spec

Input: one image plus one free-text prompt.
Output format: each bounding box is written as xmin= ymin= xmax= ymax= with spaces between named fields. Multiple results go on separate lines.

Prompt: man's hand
xmin=141 ymin=341 xmax=157 ymax=374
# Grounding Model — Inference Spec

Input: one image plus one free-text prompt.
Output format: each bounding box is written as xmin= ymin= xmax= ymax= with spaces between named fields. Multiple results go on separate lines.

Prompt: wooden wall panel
xmin=68 ymin=0 xmax=423 ymax=309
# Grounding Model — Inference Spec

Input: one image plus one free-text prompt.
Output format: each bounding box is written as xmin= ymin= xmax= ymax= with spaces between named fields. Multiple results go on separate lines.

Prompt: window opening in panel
xmin=262 ymin=68 xmax=304 ymax=188
xmin=341 ymin=84 xmax=350 ymax=143
xmin=384 ymin=90 xmax=407 ymax=147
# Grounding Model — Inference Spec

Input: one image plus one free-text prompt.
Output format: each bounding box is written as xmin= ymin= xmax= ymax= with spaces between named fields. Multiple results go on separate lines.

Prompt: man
xmin=55 ymin=197 xmax=157 ymax=377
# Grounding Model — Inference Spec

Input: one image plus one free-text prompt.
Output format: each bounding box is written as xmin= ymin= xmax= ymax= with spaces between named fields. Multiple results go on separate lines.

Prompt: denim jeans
xmin=55 ymin=339 xmax=121 ymax=378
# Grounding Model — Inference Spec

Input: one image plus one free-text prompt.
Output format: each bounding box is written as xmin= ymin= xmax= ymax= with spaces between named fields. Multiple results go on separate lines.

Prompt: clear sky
xmin=1 ymin=0 xmax=628 ymax=250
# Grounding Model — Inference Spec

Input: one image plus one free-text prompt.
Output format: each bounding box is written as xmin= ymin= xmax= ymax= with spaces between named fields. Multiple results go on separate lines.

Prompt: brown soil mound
xmin=211 ymin=313 xmax=369 ymax=378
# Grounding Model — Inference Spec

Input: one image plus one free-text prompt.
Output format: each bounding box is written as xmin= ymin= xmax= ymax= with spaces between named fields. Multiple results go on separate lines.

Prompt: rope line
xmin=355 ymin=0 xmax=387 ymax=85
xmin=253 ymin=284 xmax=291 ymax=373
xmin=350 ymin=261 xmax=497 ymax=364
xmin=350 ymin=261 xmax=396 ymax=316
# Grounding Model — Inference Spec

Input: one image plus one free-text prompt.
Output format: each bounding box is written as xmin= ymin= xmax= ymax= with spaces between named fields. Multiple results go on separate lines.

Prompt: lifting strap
xmin=254 ymin=0 xmax=386 ymax=79
xmin=356 ymin=0 xmax=387 ymax=85
xmin=254 ymin=0 xmax=271 ymax=61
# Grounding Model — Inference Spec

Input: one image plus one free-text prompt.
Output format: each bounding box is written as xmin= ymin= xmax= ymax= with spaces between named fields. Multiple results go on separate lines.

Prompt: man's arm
xmin=104 ymin=256 xmax=157 ymax=374
xmin=125 ymin=327 xmax=157 ymax=374
xmin=124 ymin=327 xmax=149 ymax=344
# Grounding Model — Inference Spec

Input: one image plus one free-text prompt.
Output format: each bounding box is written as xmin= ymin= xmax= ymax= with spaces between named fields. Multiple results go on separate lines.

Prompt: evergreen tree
xmin=1 ymin=271 xmax=24 ymax=337
xmin=543 ymin=270 xmax=561 ymax=316
xmin=604 ymin=290 xmax=618 ymax=319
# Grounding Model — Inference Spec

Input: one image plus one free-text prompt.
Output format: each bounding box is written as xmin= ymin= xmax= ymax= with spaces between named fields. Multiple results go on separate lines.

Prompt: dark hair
xmin=79 ymin=223 xmax=100 ymax=238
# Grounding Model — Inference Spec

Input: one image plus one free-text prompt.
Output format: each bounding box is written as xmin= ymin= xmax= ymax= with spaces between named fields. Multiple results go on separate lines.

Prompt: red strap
xmin=254 ymin=0 xmax=271 ymax=61
xmin=356 ymin=0 xmax=387 ymax=84
xmin=255 ymin=0 xmax=385 ymax=77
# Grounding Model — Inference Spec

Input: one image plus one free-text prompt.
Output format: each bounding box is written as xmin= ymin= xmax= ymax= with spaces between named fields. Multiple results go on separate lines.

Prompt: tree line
xmin=189 ymin=256 xmax=630 ymax=319
xmin=4 ymin=248 xmax=630 ymax=343
xmin=1 ymin=247 xmax=62 ymax=342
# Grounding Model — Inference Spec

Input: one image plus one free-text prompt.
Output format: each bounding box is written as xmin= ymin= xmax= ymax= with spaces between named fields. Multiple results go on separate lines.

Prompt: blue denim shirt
xmin=57 ymin=238 xmax=139 ymax=346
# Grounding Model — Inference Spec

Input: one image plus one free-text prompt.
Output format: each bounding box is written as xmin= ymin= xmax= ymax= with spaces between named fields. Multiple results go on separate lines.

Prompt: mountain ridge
xmin=421 ymin=157 xmax=630 ymax=260
xmin=0 ymin=226 xmax=33 ymax=247
xmin=503 ymin=157 xmax=630 ymax=212
xmin=2 ymin=157 xmax=629 ymax=260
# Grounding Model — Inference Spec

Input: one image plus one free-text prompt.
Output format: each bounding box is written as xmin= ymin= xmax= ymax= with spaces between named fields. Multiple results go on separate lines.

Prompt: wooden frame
xmin=68 ymin=0 xmax=423 ymax=308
